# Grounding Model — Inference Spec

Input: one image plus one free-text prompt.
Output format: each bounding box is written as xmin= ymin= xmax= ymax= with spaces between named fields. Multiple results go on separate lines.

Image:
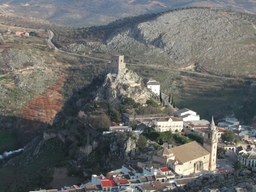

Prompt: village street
xmin=217 ymin=149 xmax=237 ymax=172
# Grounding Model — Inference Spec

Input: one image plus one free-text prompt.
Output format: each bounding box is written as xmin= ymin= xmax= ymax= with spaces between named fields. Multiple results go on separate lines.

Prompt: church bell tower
xmin=203 ymin=116 xmax=218 ymax=171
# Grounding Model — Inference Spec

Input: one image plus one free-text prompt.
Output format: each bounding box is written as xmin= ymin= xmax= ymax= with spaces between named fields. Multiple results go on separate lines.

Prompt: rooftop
xmin=101 ymin=179 xmax=117 ymax=187
xmin=170 ymin=141 xmax=210 ymax=163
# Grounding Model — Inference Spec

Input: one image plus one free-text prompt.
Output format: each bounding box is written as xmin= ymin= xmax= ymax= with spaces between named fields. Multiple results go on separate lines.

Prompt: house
xmin=218 ymin=117 xmax=240 ymax=129
xmin=175 ymin=108 xmax=200 ymax=121
xmin=154 ymin=116 xmax=183 ymax=132
xmin=237 ymin=147 xmax=256 ymax=167
xmin=100 ymin=179 xmax=118 ymax=191
xmin=186 ymin=119 xmax=210 ymax=130
xmin=84 ymin=185 xmax=102 ymax=192
xmin=109 ymin=125 xmax=132 ymax=132
xmin=147 ymin=79 xmax=160 ymax=96
xmin=103 ymin=125 xmax=133 ymax=135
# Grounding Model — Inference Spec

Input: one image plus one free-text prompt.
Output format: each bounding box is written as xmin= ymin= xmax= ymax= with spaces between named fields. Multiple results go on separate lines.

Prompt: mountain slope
xmin=1 ymin=0 xmax=256 ymax=26
xmin=96 ymin=8 xmax=256 ymax=78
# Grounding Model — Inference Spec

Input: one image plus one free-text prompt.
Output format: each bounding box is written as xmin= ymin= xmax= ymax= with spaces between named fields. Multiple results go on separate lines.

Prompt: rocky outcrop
xmin=174 ymin=168 xmax=256 ymax=192
xmin=94 ymin=69 xmax=155 ymax=104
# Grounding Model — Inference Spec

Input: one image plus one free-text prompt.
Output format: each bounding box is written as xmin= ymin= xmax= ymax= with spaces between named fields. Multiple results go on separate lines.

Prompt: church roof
xmin=170 ymin=141 xmax=210 ymax=164
xmin=157 ymin=148 xmax=173 ymax=157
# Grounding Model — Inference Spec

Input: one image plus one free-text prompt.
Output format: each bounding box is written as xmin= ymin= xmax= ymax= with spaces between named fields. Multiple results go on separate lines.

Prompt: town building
xmin=154 ymin=116 xmax=183 ymax=132
xmin=237 ymin=146 xmax=256 ymax=167
xmin=123 ymin=114 xmax=183 ymax=132
xmin=175 ymin=108 xmax=200 ymax=121
xmin=146 ymin=79 xmax=160 ymax=96
xmin=218 ymin=117 xmax=240 ymax=129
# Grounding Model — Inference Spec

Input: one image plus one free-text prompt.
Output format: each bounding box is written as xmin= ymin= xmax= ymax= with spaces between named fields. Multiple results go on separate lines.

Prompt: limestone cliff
xmin=93 ymin=68 xmax=156 ymax=105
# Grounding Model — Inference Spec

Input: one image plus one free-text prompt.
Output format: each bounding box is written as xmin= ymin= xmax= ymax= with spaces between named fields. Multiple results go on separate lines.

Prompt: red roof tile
xmin=114 ymin=178 xmax=129 ymax=185
xmin=160 ymin=167 xmax=169 ymax=172
xmin=101 ymin=179 xmax=117 ymax=187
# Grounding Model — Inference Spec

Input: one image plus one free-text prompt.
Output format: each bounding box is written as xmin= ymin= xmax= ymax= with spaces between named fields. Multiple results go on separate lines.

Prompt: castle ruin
xmin=107 ymin=55 xmax=126 ymax=74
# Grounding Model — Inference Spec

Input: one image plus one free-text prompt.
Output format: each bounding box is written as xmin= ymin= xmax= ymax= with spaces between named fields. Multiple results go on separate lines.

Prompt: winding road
xmin=46 ymin=30 xmax=250 ymax=83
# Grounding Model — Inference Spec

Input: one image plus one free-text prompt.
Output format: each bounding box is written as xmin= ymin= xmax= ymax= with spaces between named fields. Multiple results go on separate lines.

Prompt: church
xmin=152 ymin=117 xmax=218 ymax=175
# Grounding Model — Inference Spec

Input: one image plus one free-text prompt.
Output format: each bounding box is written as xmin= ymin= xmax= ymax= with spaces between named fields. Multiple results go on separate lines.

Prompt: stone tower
xmin=107 ymin=55 xmax=126 ymax=74
xmin=203 ymin=116 xmax=218 ymax=171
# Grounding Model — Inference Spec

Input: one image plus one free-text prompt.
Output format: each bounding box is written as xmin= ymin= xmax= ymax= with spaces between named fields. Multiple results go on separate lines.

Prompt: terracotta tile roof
xmin=152 ymin=181 xmax=176 ymax=191
xmin=171 ymin=116 xmax=183 ymax=121
xmin=218 ymin=127 xmax=226 ymax=132
xmin=170 ymin=141 xmax=210 ymax=163
xmin=155 ymin=174 xmax=167 ymax=179
xmin=146 ymin=175 xmax=156 ymax=181
xmin=176 ymin=177 xmax=196 ymax=185
xmin=157 ymin=148 xmax=173 ymax=156
xmin=139 ymin=176 xmax=148 ymax=182
xmin=160 ymin=167 xmax=169 ymax=172
xmin=140 ymin=184 xmax=156 ymax=190
xmin=101 ymin=179 xmax=117 ymax=187
xmin=114 ymin=178 xmax=129 ymax=185
xmin=84 ymin=185 xmax=102 ymax=191
xmin=157 ymin=117 xmax=170 ymax=122
xmin=129 ymin=179 xmax=140 ymax=183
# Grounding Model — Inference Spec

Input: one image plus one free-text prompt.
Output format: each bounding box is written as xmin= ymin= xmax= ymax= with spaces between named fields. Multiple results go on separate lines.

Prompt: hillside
xmin=50 ymin=7 xmax=256 ymax=122
xmin=0 ymin=24 xmax=107 ymax=148
xmin=59 ymin=8 xmax=256 ymax=78
xmin=1 ymin=0 xmax=256 ymax=26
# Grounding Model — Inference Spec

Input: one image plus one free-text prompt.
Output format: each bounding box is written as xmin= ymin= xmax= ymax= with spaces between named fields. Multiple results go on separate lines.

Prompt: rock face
xmin=94 ymin=68 xmax=155 ymax=104
xmin=98 ymin=8 xmax=256 ymax=78
xmin=174 ymin=168 xmax=256 ymax=192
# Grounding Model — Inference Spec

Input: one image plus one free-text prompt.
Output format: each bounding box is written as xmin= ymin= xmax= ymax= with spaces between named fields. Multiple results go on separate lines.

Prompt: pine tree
xmin=160 ymin=91 xmax=162 ymax=104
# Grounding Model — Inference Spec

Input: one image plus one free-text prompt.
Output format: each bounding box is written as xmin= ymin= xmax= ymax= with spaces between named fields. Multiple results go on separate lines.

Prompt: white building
xmin=147 ymin=79 xmax=160 ymax=96
xmin=218 ymin=117 xmax=240 ymax=129
xmin=175 ymin=108 xmax=200 ymax=122
xmin=237 ymin=147 xmax=256 ymax=167
xmin=154 ymin=116 xmax=183 ymax=132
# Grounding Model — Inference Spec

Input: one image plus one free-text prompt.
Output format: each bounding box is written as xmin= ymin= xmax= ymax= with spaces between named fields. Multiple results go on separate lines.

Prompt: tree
xmin=217 ymin=147 xmax=226 ymax=159
xmin=109 ymin=108 xmax=121 ymax=122
xmin=160 ymin=92 xmax=162 ymax=104
xmin=159 ymin=131 xmax=173 ymax=143
xmin=146 ymin=99 xmax=158 ymax=107
xmin=233 ymin=160 xmax=242 ymax=170
xmin=88 ymin=113 xmax=110 ymax=129
xmin=148 ymin=132 xmax=160 ymax=141
xmin=234 ymin=135 xmax=241 ymax=144
xmin=137 ymin=135 xmax=147 ymax=149
xmin=168 ymin=94 xmax=171 ymax=103
xmin=186 ymin=132 xmax=204 ymax=145
xmin=221 ymin=130 xmax=235 ymax=143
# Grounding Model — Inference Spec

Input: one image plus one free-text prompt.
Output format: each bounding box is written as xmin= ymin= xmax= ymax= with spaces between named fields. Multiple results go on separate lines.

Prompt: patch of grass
xmin=0 ymin=130 xmax=18 ymax=153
